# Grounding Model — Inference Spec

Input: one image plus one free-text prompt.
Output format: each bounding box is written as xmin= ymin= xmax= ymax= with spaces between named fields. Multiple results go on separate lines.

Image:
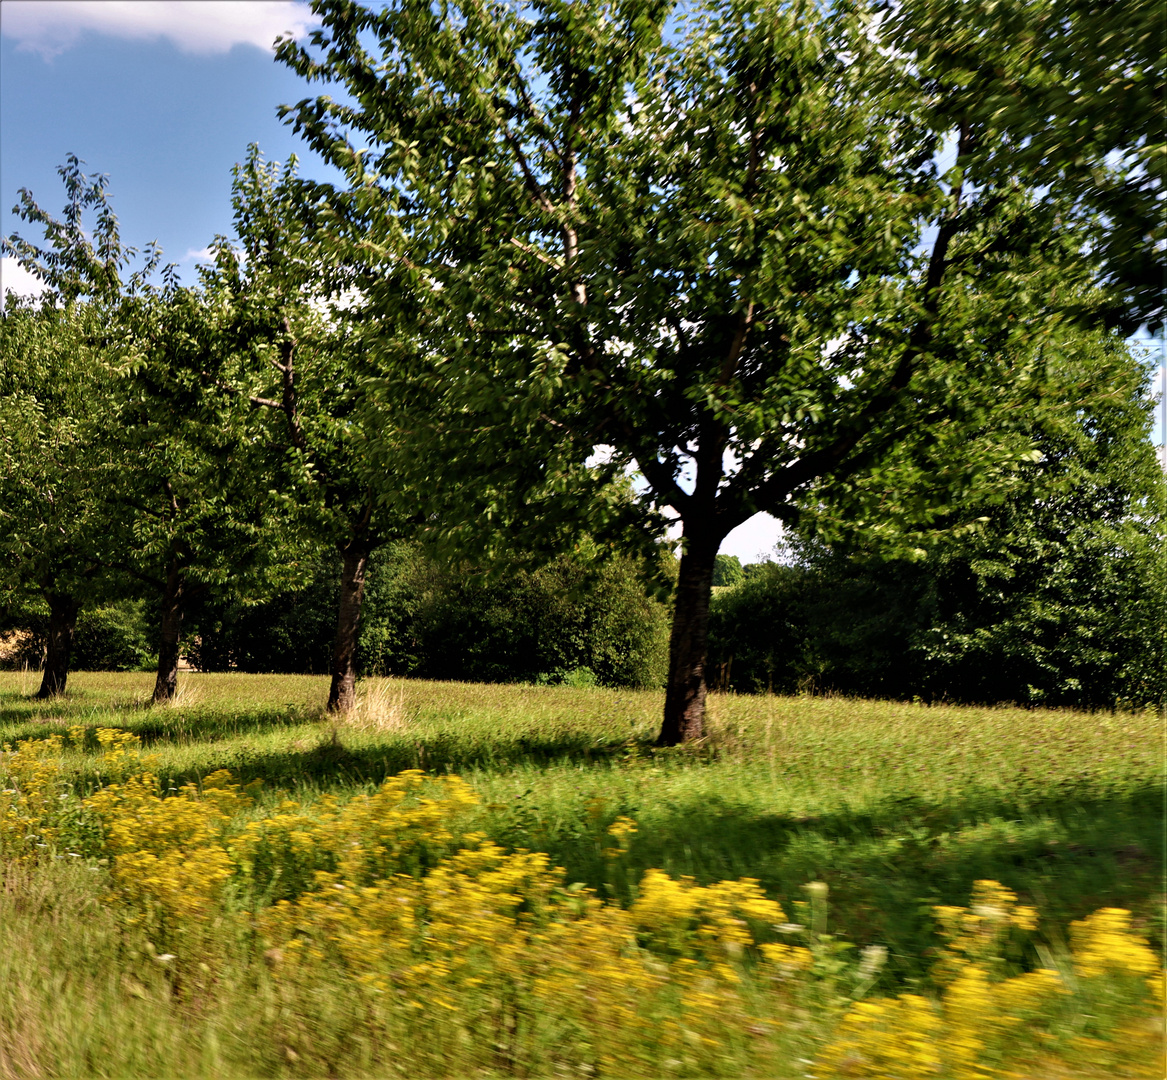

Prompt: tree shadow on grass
xmin=151 ymin=727 xmax=655 ymax=786
xmin=537 ymin=780 xmax=1163 ymax=990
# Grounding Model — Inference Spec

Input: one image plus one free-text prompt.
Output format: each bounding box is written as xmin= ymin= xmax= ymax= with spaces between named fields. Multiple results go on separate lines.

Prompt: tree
xmin=1 ymin=157 xmax=159 ymax=697
xmin=198 ymin=147 xmax=412 ymax=712
xmin=896 ymin=333 xmax=1164 ymax=706
xmin=107 ymin=279 xmax=296 ymax=703
xmin=276 ymin=0 xmax=1152 ymax=742
xmin=0 ymin=300 xmax=111 ymax=694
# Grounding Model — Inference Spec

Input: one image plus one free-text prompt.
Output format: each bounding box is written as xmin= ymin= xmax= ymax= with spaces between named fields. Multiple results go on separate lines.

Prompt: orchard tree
xmin=1 ymin=158 xmax=160 ymax=696
xmin=108 ymin=279 xmax=296 ymax=703
xmin=199 ymin=147 xmax=410 ymax=713
xmin=276 ymin=0 xmax=1156 ymax=742
xmin=0 ymin=300 xmax=115 ymax=695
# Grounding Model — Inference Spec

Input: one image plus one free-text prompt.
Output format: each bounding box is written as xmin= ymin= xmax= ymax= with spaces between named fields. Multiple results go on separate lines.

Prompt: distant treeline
xmin=5 ymin=516 xmax=1159 ymax=707
xmin=708 ymin=541 xmax=1161 ymax=709
xmin=1 ymin=545 xmax=671 ymax=691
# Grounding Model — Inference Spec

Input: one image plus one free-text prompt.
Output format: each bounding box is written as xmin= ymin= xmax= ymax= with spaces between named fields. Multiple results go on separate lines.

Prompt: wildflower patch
xmin=1 ymin=727 xmax=1162 ymax=1078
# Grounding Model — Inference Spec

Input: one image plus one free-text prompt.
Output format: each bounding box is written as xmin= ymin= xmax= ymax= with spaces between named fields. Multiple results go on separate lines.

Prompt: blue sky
xmin=2 ymin=1 xmax=1162 ymax=541
xmin=0 ymin=1 xmax=341 ymax=287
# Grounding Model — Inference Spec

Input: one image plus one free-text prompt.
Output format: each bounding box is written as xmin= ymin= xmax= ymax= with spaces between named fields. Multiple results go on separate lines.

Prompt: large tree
xmin=199 ymin=147 xmax=409 ymax=712
xmin=1 ymin=158 xmax=159 ymax=696
xmin=276 ymin=0 xmax=1156 ymax=742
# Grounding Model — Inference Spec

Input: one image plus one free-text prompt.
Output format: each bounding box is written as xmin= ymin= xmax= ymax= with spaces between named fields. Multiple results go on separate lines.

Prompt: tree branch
xmin=742 ymin=125 xmax=977 ymax=515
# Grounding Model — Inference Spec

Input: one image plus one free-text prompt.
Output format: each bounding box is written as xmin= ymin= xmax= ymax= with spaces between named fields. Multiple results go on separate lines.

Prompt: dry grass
xmin=333 ymin=677 xmax=409 ymax=736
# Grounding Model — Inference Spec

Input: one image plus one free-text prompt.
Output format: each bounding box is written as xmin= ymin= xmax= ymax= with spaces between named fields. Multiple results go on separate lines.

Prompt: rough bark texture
xmin=327 ymin=540 xmax=371 ymax=714
xmin=153 ymin=565 xmax=185 ymax=704
xmin=659 ymin=528 xmax=720 ymax=746
xmin=36 ymin=593 xmax=81 ymax=699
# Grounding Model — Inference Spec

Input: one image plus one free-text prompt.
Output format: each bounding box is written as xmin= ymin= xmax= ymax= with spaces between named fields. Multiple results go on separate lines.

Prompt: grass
xmin=0 ymin=671 xmax=1162 ymax=1078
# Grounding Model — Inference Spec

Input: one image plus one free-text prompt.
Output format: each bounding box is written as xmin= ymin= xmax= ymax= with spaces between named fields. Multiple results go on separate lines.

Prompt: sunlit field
xmin=1 ymin=672 xmax=1161 ymax=1079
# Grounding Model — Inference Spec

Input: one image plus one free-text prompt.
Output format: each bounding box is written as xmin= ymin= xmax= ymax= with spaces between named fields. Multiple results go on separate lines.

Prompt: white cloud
xmin=183 ymin=246 xmax=216 ymax=262
xmin=2 ymin=1 xmax=318 ymax=61
xmin=0 ymin=257 xmax=50 ymax=308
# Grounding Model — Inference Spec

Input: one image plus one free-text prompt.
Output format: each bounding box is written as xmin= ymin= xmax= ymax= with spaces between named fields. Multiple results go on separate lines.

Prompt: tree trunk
xmin=658 ymin=525 xmax=721 ymax=745
xmin=327 ymin=539 xmax=371 ymax=714
xmin=36 ymin=593 xmax=81 ymax=699
xmin=153 ymin=565 xmax=185 ymax=704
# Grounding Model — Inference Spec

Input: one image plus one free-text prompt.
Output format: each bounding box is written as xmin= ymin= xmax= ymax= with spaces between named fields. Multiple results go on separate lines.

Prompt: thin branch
xmin=500 ymin=126 xmax=557 ymax=217
xmin=717 ymin=302 xmax=756 ymax=387
xmin=278 ymin=316 xmax=309 ymax=452
xmin=509 ymin=237 xmax=563 ymax=271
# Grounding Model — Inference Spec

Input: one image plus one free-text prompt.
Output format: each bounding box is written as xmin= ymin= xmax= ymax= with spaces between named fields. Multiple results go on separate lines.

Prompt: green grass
xmin=0 ymin=671 xmax=1162 ymax=1077
xmin=3 ymin=671 xmax=1160 ymax=977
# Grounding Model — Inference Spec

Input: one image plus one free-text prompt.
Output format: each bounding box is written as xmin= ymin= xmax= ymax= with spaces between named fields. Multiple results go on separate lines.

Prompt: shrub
xmin=72 ymin=602 xmax=153 ymax=671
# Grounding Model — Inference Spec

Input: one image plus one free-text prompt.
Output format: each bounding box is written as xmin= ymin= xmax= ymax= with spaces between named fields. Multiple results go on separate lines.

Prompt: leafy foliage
xmin=888 ymin=0 xmax=1165 ymax=333
xmin=190 ymin=542 xmax=670 ymax=688
xmin=712 ymin=555 xmax=745 ymax=589
xmin=274 ymin=0 xmax=1152 ymax=740
xmin=709 ymin=333 xmax=1164 ymax=706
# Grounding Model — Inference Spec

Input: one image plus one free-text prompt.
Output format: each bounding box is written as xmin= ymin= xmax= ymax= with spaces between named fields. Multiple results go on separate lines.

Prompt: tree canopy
xmin=274 ymin=0 xmax=1156 ymax=741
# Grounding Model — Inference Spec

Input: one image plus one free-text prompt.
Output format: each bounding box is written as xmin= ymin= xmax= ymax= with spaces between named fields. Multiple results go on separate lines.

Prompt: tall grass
xmin=0 ymin=672 xmax=1161 ymax=1077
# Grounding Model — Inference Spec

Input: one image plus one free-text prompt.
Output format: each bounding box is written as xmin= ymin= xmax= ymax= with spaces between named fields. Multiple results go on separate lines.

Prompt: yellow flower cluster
xmin=0 ymin=732 xmax=66 ymax=859
xmin=231 ymin=769 xmax=478 ymax=901
xmin=816 ymin=880 xmax=1164 ymax=1079
xmin=85 ymin=766 xmax=247 ymax=923
xmin=1070 ymin=906 xmax=1160 ymax=980
xmin=630 ymin=868 xmax=806 ymax=972
xmin=253 ymin=811 xmax=793 ymax=1072
xmin=602 ymin=813 xmax=638 ymax=858
xmin=931 ymin=879 xmax=1038 ymax=986
xmin=3 ymin=730 xmax=1161 ymax=1077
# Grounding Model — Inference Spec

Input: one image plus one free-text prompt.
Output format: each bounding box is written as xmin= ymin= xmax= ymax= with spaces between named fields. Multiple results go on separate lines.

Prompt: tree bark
xmin=658 ymin=524 xmax=721 ymax=745
xmin=153 ymin=564 xmax=185 ymax=704
xmin=327 ymin=538 xmax=371 ymax=714
xmin=36 ymin=593 xmax=81 ymax=699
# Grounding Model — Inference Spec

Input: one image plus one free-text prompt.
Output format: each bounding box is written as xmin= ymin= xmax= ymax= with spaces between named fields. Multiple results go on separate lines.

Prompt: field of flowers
xmin=0 ymin=672 xmax=1161 ymax=1078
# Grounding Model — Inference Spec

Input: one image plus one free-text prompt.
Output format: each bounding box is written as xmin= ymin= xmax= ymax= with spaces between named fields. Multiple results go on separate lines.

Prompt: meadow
xmin=0 ymin=671 xmax=1161 ymax=1079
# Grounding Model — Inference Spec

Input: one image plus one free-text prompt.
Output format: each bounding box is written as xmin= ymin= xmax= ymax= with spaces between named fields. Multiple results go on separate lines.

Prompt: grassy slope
xmin=1 ymin=670 xmax=1160 ymax=991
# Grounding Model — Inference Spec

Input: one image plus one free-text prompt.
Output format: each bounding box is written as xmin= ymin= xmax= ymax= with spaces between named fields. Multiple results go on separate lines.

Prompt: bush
xmin=712 ymin=554 xmax=745 ymax=588
xmin=707 ymin=561 xmax=814 ymax=694
xmin=0 ymin=597 xmax=152 ymax=673
xmin=186 ymin=551 xmax=338 ymax=674
xmin=378 ymin=547 xmax=670 ymax=688
xmin=708 ymin=522 xmax=1162 ymax=707
xmin=189 ymin=543 xmax=671 ymax=689
xmin=72 ymin=602 xmax=153 ymax=671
